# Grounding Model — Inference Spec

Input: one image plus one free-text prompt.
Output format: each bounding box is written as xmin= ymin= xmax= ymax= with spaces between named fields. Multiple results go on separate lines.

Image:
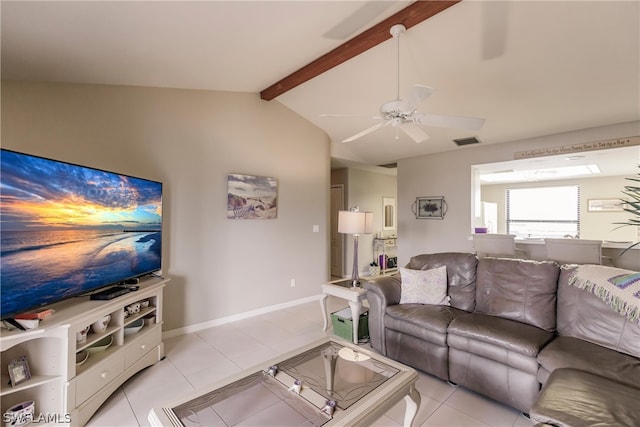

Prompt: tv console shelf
xmin=1 ymin=275 xmax=168 ymax=426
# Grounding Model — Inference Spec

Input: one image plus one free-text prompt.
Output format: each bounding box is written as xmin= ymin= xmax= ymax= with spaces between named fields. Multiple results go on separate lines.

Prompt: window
xmin=506 ymin=186 xmax=580 ymax=239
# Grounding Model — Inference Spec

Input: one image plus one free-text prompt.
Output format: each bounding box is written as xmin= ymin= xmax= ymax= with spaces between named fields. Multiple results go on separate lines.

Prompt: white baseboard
xmin=162 ymin=294 xmax=323 ymax=339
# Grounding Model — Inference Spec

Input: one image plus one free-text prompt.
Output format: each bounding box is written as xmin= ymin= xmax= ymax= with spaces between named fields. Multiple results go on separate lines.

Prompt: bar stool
xmin=472 ymin=234 xmax=527 ymax=258
xmin=543 ymin=238 xmax=602 ymax=265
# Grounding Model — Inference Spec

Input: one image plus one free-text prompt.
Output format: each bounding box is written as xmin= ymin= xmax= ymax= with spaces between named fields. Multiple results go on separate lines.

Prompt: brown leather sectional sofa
xmin=364 ymin=252 xmax=640 ymax=426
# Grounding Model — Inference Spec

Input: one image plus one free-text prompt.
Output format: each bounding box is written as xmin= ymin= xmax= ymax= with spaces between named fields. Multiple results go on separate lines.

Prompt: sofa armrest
xmin=364 ymin=275 xmax=401 ymax=354
xmin=365 ymin=275 xmax=402 ymax=306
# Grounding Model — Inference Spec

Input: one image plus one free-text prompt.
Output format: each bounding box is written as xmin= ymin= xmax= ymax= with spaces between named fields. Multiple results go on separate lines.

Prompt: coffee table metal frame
xmin=148 ymin=336 xmax=421 ymax=426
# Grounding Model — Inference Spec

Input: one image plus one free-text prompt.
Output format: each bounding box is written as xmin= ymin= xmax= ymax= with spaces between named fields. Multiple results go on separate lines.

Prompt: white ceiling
xmin=2 ymin=1 xmax=639 ymax=170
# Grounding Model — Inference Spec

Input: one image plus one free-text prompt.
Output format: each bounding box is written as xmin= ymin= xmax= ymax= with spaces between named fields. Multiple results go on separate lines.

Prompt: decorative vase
xmin=369 ymin=265 xmax=380 ymax=276
xmin=4 ymin=400 xmax=35 ymax=427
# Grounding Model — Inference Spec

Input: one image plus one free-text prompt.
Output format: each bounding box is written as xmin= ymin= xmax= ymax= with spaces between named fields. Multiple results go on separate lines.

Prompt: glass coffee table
xmin=149 ymin=337 xmax=420 ymax=426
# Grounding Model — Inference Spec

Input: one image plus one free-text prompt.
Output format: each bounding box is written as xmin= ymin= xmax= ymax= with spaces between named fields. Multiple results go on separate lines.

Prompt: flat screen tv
xmin=1 ymin=149 xmax=163 ymax=320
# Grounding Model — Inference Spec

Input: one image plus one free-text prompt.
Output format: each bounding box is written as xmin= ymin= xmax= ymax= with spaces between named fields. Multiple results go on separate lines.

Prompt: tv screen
xmin=1 ymin=149 xmax=163 ymax=319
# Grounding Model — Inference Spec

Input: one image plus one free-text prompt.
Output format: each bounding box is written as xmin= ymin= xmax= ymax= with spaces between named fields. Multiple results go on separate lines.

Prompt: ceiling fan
xmin=323 ymin=1 xmax=397 ymax=40
xmin=327 ymin=24 xmax=485 ymax=144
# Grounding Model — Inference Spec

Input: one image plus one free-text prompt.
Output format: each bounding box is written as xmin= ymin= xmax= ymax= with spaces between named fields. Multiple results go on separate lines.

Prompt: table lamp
xmin=338 ymin=208 xmax=373 ymax=287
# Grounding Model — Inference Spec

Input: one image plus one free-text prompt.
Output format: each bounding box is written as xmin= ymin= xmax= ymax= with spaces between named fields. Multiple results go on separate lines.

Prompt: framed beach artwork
xmin=227 ymin=174 xmax=278 ymax=219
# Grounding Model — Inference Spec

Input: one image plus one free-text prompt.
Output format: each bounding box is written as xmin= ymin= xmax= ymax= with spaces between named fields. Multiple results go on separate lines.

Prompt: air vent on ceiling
xmin=453 ymin=137 xmax=481 ymax=146
xmin=377 ymin=162 xmax=398 ymax=168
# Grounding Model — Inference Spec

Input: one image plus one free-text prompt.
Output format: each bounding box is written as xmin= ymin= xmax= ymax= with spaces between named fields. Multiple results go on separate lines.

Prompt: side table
xmin=320 ymin=278 xmax=368 ymax=344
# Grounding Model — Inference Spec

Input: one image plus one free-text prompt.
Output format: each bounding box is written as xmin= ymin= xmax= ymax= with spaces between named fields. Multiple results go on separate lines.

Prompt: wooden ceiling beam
xmin=260 ymin=0 xmax=461 ymax=101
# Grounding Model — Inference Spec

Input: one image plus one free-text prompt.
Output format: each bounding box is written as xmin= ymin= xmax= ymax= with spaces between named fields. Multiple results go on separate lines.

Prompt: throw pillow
xmin=399 ymin=266 xmax=450 ymax=305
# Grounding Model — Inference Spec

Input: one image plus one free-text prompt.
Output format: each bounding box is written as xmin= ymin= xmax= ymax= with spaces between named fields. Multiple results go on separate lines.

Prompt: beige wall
xmin=1 ymin=81 xmax=331 ymax=332
xmin=397 ymin=121 xmax=640 ymax=264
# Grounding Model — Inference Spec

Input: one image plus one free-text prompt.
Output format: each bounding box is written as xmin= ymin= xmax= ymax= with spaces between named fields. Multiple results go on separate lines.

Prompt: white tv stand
xmin=1 ymin=275 xmax=168 ymax=425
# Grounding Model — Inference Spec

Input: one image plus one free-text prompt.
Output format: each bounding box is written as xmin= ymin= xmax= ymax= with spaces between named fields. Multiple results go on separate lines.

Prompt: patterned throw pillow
xmin=399 ymin=266 xmax=450 ymax=305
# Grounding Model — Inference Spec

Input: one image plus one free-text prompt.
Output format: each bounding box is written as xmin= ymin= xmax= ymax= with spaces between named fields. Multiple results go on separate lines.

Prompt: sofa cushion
xmin=448 ymin=313 xmax=554 ymax=373
xmin=475 ymin=258 xmax=559 ymax=331
xmin=530 ymin=368 xmax=640 ymax=427
xmin=385 ymin=304 xmax=468 ymax=346
xmin=405 ymin=252 xmax=477 ymax=311
xmin=557 ymin=265 xmax=640 ymax=358
xmin=537 ymin=336 xmax=640 ymax=390
xmin=399 ymin=266 xmax=450 ymax=305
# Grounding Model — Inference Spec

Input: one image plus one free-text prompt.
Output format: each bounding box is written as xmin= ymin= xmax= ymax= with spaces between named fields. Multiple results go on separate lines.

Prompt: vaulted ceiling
xmin=2 ymin=1 xmax=639 ymax=168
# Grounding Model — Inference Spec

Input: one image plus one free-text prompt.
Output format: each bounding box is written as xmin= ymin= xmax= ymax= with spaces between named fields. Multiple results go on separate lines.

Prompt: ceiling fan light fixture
xmin=390 ymin=23 xmax=406 ymax=38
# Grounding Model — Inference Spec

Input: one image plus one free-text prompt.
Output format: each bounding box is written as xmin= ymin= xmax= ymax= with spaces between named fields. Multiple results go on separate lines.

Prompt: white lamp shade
xmin=338 ymin=211 xmax=373 ymax=235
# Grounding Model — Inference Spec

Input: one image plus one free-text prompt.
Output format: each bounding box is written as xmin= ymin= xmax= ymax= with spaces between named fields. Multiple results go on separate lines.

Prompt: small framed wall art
xmin=587 ymin=198 xmax=625 ymax=212
xmin=413 ymin=196 xmax=447 ymax=219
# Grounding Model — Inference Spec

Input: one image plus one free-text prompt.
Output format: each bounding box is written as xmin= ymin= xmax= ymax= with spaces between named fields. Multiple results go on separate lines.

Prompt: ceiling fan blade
xmin=342 ymin=121 xmax=389 ymax=143
xmin=482 ymin=1 xmax=510 ymax=60
xmin=398 ymin=85 xmax=434 ymax=112
xmin=414 ymin=113 xmax=486 ymax=131
xmin=401 ymin=123 xmax=430 ymax=143
xmin=320 ymin=114 xmax=381 ymax=119
xmin=323 ymin=1 xmax=396 ymax=39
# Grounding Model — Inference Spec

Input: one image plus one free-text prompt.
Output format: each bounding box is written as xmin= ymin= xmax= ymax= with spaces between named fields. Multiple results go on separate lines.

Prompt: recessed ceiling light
xmin=587 ymin=164 xmax=601 ymax=173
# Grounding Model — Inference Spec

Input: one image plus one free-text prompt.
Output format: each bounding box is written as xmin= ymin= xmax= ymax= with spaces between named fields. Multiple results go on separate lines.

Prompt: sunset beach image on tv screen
xmin=0 ymin=149 xmax=163 ymax=318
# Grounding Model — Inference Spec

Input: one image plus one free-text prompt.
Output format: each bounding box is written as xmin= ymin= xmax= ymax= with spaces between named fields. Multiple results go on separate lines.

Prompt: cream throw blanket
xmin=568 ymin=265 xmax=640 ymax=324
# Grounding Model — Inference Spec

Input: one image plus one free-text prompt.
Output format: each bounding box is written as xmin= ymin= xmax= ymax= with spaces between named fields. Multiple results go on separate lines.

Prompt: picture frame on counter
xmin=8 ymin=356 xmax=31 ymax=387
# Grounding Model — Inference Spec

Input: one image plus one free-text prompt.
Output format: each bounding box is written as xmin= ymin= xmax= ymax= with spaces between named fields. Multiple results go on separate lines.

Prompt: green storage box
xmin=331 ymin=307 xmax=369 ymax=341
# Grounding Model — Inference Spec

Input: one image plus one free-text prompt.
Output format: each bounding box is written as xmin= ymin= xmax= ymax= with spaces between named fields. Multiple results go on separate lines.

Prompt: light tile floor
xmin=87 ymin=296 xmax=534 ymax=427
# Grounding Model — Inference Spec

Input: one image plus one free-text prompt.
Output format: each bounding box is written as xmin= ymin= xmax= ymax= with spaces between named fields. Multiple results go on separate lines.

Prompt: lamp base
xmin=351 ymin=234 xmax=361 ymax=288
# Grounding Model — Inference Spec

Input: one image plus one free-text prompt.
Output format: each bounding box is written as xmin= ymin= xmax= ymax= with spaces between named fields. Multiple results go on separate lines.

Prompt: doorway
xmin=330 ymin=185 xmax=344 ymax=278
